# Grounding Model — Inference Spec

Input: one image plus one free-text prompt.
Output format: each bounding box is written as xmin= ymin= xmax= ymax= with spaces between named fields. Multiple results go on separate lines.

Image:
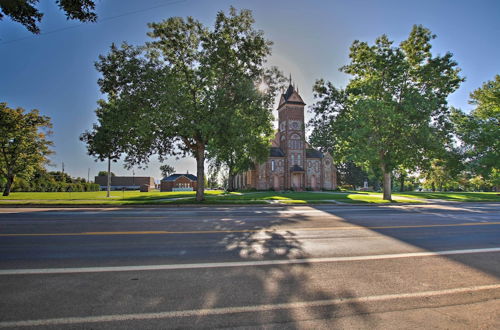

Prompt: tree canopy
xmin=208 ymin=66 xmax=285 ymax=191
xmin=80 ymin=99 xmax=126 ymax=164
xmin=97 ymin=171 xmax=115 ymax=177
xmin=159 ymin=164 xmax=175 ymax=178
xmin=452 ymin=75 xmax=500 ymax=190
xmin=80 ymin=98 xmax=127 ymax=197
xmin=83 ymin=8 xmax=280 ymax=201
xmin=0 ymin=0 xmax=97 ymax=34
xmin=0 ymin=102 xmax=53 ymax=196
xmin=309 ymin=25 xmax=463 ymax=200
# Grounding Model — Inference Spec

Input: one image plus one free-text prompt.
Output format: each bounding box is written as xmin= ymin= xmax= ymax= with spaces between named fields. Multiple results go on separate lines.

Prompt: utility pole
xmin=87 ymin=168 xmax=90 ymax=183
xmin=62 ymin=162 xmax=65 ymax=175
xmin=106 ymin=157 xmax=111 ymax=198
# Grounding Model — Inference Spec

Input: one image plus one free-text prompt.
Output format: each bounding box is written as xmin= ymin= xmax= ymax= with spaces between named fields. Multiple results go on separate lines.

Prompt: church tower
xmin=231 ymin=75 xmax=338 ymax=191
xmin=277 ymin=82 xmax=306 ymax=189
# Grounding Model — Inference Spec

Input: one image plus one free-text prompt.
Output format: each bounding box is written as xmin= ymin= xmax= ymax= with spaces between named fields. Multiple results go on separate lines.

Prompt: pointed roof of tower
xmin=278 ymin=83 xmax=305 ymax=110
xmin=284 ymin=84 xmax=295 ymax=101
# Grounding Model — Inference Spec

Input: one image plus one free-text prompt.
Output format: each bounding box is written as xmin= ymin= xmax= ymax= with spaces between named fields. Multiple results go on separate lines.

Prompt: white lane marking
xmin=1 ymin=247 xmax=500 ymax=276
xmin=1 ymin=283 xmax=499 ymax=328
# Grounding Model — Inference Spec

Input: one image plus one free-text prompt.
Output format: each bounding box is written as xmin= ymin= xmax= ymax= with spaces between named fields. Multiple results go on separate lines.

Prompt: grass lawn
xmin=203 ymin=191 xmax=414 ymax=204
xmin=392 ymin=191 xmax=500 ymax=202
xmin=0 ymin=190 xmax=226 ymax=200
xmin=0 ymin=190 xmax=224 ymax=204
xmin=0 ymin=190 xmax=497 ymax=205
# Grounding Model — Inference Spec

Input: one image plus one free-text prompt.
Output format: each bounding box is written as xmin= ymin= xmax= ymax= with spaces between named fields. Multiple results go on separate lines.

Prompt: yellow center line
xmin=1 ymin=221 xmax=499 ymax=237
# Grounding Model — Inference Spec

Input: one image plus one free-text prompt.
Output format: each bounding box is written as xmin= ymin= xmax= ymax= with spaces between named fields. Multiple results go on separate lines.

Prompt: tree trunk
xmin=381 ymin=164 xmax=392 ymax=201
xmin=2 ymin=175 xmax=14 ymax=196
xmin=107 ymin=157 xmax=111 ymax=198
xmin=332 ymin=164 xmax=338 ymax=190
xmin=399 ymin=174 xmax=405 ymax=192
xmin=195 ymin=144 xmax=205 ymax=202
xmin=227 ymin=173 xmax=235 ymax=192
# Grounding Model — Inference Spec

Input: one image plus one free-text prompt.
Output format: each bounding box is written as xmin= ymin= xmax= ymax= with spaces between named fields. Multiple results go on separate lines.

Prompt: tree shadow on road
xmin=179 ymin=228 xmax=372 ymax=328
xmin=312 ymin=203 xmax=500 ymax=279
xmin=0 ymin=207 xmax=378 ymax=328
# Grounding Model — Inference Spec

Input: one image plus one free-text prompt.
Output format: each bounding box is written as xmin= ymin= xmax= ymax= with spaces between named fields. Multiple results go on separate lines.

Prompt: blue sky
xmin=1 ymin=0 xmax=499 ymax=180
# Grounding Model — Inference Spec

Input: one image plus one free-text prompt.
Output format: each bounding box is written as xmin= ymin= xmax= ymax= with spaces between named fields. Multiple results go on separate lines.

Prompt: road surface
xmin=0 ymin=203 xmax=499 ymax=329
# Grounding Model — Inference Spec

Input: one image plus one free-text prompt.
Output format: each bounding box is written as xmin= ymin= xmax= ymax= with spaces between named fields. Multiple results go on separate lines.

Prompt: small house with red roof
xmin=160 ymin=173 xmax=197 ymax=192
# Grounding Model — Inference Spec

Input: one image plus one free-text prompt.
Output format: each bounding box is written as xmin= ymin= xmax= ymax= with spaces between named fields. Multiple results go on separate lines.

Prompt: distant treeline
xmin=0 ymin=170 xmax=100 ymax=192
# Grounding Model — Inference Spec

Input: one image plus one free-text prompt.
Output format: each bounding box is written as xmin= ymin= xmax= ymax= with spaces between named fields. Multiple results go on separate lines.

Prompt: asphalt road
xmin=0 ymin=203 xmax=499 ymax=329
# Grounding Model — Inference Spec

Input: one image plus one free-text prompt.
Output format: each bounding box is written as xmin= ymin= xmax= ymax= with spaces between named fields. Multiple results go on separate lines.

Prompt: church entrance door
xmin=311 ymin=175 xmax=317 ymax=190
xmin=273 ymin=175 xmax=280 ymax=191
xmin=292 ymin=174 xmax=301 ymax=190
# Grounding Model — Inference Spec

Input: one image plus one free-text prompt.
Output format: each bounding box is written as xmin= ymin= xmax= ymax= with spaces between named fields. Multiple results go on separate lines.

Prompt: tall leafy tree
xmin=422 ymin=157 xmax=462 ymax=191
xmin=310 ymin=25 xmax=463 ymax=200
xmin=452 ymin=75 xmax=500 ymax=190
xmin=335 ymin=161 xmax=368 ymax=189
xmin=80 ymin=100 xmax=125 ymax=197
xmin=159 ymin=164 xmax=175 ymax=178
xmin=0 ymin=0 xmax=97 ymax=34
xmin=208 ymin=68 xmax=285 ymax=191
xmin=0 ymin=103 xmax=53 ymax=196
xmin=88 ymin=8 xmax=277 ymax=201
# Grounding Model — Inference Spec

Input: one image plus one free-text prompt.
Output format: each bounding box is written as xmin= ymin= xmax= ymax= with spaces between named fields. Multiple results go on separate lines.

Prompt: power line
xmin=0 ymin=0 xmax=187 ymax=45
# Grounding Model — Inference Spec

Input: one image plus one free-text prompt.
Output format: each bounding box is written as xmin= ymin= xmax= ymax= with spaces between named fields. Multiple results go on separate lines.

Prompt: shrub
xmin=339 ymin=184 xmax=355 ymax=190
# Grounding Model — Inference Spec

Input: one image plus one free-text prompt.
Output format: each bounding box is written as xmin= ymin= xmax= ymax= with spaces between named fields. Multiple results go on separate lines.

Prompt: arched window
xmin=289 ymin=134 xmax=302 ymax=150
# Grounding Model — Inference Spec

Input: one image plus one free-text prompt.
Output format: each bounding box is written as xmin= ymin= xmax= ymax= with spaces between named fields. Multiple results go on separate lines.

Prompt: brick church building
xmin=233 ymin=83 xmax=337 ymax=191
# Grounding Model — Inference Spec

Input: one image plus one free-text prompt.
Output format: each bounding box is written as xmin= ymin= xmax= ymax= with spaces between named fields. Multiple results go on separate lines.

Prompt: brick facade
xmin=233 ymin=84 xmax=337 ymax=191
xmin=160 ymin=174 xmax=197 ymax=192
xmin=94 ymin=176 xmax=154 ymax=190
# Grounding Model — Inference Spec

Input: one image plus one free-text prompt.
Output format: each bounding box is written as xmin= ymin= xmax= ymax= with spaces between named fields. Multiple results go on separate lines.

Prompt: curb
xmin=1 ymin=201 xmax=494 ymax=209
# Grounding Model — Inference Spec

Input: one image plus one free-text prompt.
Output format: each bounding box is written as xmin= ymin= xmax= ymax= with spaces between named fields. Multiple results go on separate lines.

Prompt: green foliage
xmin=48 ymin=171 xmax=74 ymax=183
xmin=422 ymin=159 xmax=459 ymax=191
xmin=208 ymin=66 xmax=286 ymax=191
xmin=98 ymin=171 xmax=115 ymax=177
xmin=0 ymin=0 xmax=97 ymax=34
xmin=452 ymin=75 xmax=499 ymax=189
xmin=0 ymin=168 xmax=99 ymax=192
xmin=309 ymin=25 xmax=463 ymax=200
xmin=80 ymin=94 xmax=128 ymax=198
xmin=206 ymin=171 xmax=220 ymax=189
xmin=85 ymin=8 xmax=278 ymax=201
xmin=80 ymin=99 xmax=125 ymax=163
xmin=0 ymin=103 xmax=54 ymax=196
xmin=159 ymin=164 xmax=175 ymax=178
xmin=469 ymin=175 xmax=488 ymax=191
xmin=336 ymin=161 xmax=369 ymax=188
xmin=469 ymin=75 xmax=500 ymax=120
xmin=339 ymin=184 xmax=355 ymax=190
xmin=10 ymin=178 xmax=99 ymax=192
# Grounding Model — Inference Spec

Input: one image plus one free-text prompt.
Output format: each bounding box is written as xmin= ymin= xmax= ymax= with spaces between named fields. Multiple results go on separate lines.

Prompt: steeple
xmin=276 ymin=73 xmax=307 ymax=191
xmin=279 ymin=82 xmax=305 ymax=107
xmin=283 ymin=84 xmax=295 ymax=101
